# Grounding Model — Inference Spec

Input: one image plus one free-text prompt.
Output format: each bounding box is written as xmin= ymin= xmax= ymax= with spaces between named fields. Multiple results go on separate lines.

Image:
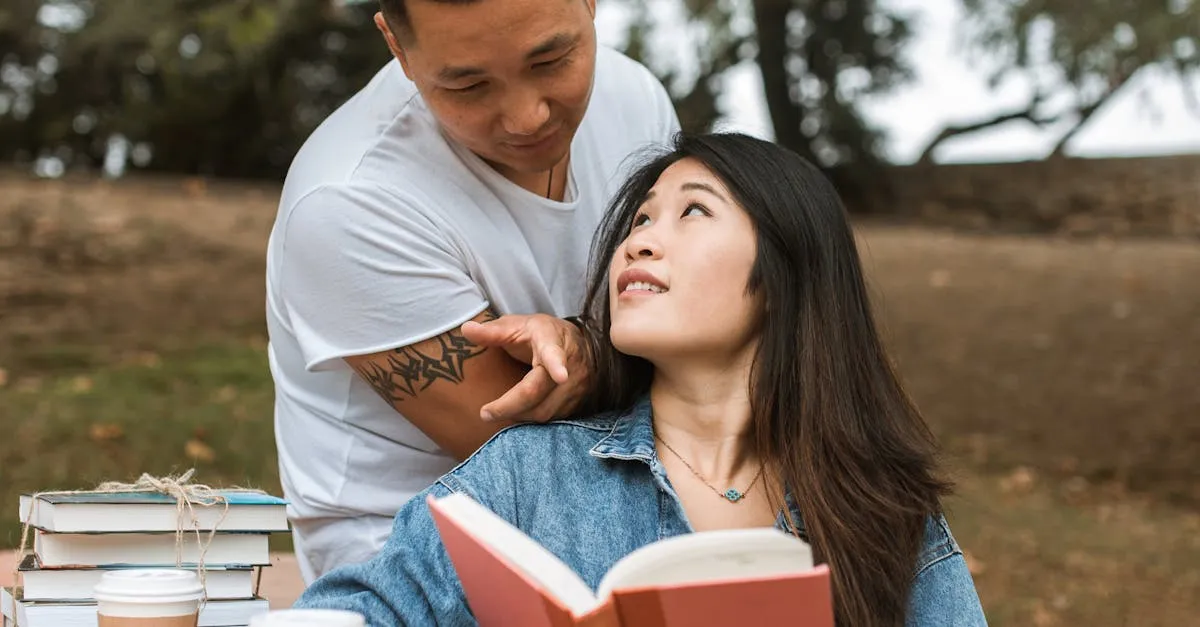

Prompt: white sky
xmin=598 ymin=0 xmax=1200 ymax=164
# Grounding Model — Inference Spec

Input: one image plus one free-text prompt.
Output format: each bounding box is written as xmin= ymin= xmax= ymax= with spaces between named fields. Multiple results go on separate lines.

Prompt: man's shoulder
xmin=584 ymin=45 xmax=678 ymax=155
xmin=593 ymin=45 xmax=669 ymax=105
xmin=280 ymin=63 xmax=461 ymax=210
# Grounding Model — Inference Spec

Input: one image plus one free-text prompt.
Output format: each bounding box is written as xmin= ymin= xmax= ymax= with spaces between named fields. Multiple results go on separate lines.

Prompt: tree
xmin=919 ymin=0 xmax=1200 ymax=162
xmin=3 ymin=0 xmax=918 ymax=188
xmin=610 ymin=0 xmax=914 ymax=204
xmin=0 ymin=0 xmax=392 ymax=178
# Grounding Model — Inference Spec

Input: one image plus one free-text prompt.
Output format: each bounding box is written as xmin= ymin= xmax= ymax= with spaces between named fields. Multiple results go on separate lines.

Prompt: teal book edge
xmin=22 ymin=491 xmax=287 ymax=506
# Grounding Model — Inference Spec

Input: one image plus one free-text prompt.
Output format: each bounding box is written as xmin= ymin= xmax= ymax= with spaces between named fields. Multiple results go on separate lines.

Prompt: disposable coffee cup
xmin=93 ymin=569 xmax=204 ymax=627
xmin=248 ymin=609 xmax=366 ymax=626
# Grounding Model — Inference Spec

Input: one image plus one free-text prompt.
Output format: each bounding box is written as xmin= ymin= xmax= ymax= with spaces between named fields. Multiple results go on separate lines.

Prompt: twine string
xmin=9 ymin=470 xmax=265 ymax=627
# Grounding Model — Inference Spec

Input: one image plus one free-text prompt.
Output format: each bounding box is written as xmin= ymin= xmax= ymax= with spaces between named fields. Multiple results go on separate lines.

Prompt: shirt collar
xmin=588 ymin=395 xmax=657 ymax=463
xmin=586 ymin=393 xmax=809 ymax=539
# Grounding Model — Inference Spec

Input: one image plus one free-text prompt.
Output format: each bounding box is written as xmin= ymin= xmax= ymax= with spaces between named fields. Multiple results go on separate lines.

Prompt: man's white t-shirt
xmin=265 ymin=45 xmax=680 ymax=582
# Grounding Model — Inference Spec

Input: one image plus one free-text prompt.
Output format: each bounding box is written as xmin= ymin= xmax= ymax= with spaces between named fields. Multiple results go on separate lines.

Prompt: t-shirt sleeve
xmin=278 ymin=183 xmax=490 ymax=372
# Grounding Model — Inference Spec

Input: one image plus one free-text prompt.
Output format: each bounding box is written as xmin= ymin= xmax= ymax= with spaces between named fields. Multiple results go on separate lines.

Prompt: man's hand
xmin=460 ymin=314 xmax=592 ymax=423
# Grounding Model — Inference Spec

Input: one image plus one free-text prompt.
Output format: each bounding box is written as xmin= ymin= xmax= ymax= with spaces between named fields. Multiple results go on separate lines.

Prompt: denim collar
xmin=586 ymin=394 xmax=808 ymax=538
xmin=588 ymin=395 xmax=657 ymax=462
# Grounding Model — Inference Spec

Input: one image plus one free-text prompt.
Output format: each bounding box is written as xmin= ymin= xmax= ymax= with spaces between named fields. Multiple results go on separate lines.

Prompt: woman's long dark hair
xmin=576 ymin=132 xmax=951 ymax=626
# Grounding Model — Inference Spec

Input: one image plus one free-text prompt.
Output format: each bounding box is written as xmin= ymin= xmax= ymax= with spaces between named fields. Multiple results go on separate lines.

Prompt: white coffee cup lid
xmin=93 ymin=569 xmax=205 ymax=604
xmin=249 ymin=609 xmax=366 ymax=626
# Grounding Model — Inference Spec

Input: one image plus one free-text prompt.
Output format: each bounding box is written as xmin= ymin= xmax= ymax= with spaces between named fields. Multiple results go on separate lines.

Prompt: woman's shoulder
xmin=915 ymin=512 xmax=963 ymax=576
xmin=907 ymin=513 xmax=988 ymax=625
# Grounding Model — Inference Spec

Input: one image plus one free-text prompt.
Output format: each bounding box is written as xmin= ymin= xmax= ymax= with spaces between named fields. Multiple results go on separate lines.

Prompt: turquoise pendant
xmin=723 ymin=488 xmax=744 ymax=502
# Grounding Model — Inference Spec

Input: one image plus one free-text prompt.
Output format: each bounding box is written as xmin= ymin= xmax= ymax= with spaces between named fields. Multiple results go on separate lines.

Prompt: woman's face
xmin=608 ymin=158 xmax=761 ymax=364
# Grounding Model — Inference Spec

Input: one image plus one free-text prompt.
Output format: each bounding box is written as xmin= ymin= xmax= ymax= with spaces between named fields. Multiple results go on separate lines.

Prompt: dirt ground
xmin=3 ymin=171 xmax=1197 ymax=507
xmin=2 ymin=172 xmax=1199 ymax=623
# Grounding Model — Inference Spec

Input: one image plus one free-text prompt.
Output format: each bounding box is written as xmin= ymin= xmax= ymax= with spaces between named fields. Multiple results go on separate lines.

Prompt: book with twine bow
xmin=19 ymin=490 xmax=288 ymax=534
xmin=7 ymin=471 xmax=287 ymax=627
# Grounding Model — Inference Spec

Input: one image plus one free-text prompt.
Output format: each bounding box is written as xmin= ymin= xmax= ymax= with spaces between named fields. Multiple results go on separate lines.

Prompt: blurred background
xmin=1 ymin=0 xmax=1197 ymax=624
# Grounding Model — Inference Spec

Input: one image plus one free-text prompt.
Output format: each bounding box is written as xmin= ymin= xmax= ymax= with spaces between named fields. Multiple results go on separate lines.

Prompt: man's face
xmin=377 ymin=0 xmax=598 ymax=178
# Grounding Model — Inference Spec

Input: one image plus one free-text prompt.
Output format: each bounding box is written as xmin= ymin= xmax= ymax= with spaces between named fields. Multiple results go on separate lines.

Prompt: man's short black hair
xmin=378 ymin=0 xmax=480 ymax=42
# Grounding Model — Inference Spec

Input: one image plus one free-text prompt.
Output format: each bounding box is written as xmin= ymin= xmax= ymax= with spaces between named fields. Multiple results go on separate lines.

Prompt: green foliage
xmin=962 ymin=0 xmax=1198 ymax=84
xmin=0 ymin=0 xmax=392 ymax=178
xmin=0 ymin=0 xmax=917 ymax=180
xmin=958 ymin=0 xmax=1199 ymax=153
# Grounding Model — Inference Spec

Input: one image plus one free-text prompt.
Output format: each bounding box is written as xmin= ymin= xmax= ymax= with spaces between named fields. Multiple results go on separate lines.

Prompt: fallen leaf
xmin=185 ymin=439 xmax=216 ymax=463
xmin=1033 ymin=604 xmax=1058 ymax=627
xmin=15 ymin=377 xmax=42 ymax=393
xmin=999 ymin=466 xmax=1036 ymax=494
xmin=89 ymin=423 xmax=125 ymax=442
xmin=182 ymin=177 xmax=208 ymax=197
xmin=134 ymin=352 xmax=162 ymax=368
xmin=214 ymin=386 xmax=237 ymax=403
xmin=71 ymin=376 xmax=94 ymax=393
xmin=0 ymin=368 xmax=7 ymax=387
xmin=928 ymin=269 xmax=951 ymax=288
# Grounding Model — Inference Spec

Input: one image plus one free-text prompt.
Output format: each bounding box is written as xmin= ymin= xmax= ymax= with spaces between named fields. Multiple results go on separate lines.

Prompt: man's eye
xmin=534 ymin=56 xmax=566 ymax=70
xmin=450 ymin=83 xmax=485 ymax=94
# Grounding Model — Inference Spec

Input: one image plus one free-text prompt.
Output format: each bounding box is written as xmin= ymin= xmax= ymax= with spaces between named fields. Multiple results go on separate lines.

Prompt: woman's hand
xmin=460 ymin=314 xmax=592 ymax=423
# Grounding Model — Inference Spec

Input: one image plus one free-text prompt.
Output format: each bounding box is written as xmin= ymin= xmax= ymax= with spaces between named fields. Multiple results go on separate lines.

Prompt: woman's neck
xmin=649 ymin=357 xmax=757 ymax=483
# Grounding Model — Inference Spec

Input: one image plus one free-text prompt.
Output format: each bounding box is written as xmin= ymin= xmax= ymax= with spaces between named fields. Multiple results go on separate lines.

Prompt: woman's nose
xmin=624 ymin=231 xmax=663 ymax=261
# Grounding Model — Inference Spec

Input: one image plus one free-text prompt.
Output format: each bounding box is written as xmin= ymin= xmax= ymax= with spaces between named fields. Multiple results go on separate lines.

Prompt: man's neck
xmin=490 ymin=154 xmax=571 ymax=201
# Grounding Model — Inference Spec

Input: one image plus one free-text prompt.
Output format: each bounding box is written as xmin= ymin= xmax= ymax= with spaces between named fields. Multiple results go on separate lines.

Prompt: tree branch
xmin=917 ymin=94 xmax=1058 ymax=164
xmin=1175 ymin=59 xmax=1200 ymax=119
xmin=1049 ymin=69 xmax=1136 ymax=158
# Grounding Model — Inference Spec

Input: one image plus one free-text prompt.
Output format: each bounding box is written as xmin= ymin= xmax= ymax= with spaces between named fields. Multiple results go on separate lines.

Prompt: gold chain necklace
xmin=654 ymin=432 xmax=764 ymax=503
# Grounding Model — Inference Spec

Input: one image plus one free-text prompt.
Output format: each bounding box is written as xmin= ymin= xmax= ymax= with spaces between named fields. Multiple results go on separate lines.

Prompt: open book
xmin=427 ymin=493 xmax=834 ymax=627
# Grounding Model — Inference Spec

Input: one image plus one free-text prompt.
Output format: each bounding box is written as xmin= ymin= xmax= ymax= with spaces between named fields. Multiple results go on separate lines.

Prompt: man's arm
xmin=344 ymin=309 xmax=590 ymax=461
xmin=343 ymin=309 xmax=521 ymax=460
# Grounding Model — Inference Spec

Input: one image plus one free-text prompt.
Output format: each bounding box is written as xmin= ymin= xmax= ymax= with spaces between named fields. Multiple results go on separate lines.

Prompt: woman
xmin=294 ymin=133 xmax=987 ymax=626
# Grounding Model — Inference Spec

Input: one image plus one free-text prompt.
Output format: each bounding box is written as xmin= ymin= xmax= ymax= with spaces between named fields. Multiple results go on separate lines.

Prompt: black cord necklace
xmin=546 ymin=166 xmax=553 ymax=199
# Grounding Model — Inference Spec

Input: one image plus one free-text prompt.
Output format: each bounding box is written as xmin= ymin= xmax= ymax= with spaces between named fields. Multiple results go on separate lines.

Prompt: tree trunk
xmin=751 ymin=0 xmax=803 ymax=151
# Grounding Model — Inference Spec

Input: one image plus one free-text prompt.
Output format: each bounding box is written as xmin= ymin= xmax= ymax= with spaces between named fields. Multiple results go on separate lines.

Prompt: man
xmin=264 ymin=0 xmax=680 ymax=582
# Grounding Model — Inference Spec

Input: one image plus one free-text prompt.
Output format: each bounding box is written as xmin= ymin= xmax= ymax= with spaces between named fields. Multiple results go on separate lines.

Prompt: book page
xmin=430 ymin=493 xmax=600 ymax=616
xmin=596 ymin=528 xmax=815 ymax=598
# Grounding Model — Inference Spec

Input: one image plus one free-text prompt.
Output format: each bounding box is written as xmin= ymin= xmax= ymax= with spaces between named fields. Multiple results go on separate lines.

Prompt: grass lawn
xmin=0 ymin=341 xmax=289 ymax=551
xmin=2 ymin=341 xmax=1198 ymax=626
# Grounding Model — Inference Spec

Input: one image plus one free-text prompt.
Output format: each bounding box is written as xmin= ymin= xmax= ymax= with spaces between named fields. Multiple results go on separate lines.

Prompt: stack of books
xmin=2 ymin=488 xmax=290 ymax=627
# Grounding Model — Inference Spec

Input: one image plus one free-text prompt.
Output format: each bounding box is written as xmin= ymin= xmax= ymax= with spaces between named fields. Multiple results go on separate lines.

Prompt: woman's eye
xmin=632 ymin=213 xmax=651 ymax=227
xmin=682 ymin=203 xmax=709 ymax=217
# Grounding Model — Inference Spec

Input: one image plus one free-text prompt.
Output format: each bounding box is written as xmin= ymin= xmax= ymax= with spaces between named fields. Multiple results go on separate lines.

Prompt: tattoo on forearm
xmin=355 ymin=310 xmax=497 ymax=403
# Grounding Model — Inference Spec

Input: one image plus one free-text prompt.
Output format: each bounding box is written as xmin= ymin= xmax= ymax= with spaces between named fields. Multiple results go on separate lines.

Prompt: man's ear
xmin=584 ymin=0 xmax=596 ymax=19
xmin=374 ymin=12 xmax=413 ymax=79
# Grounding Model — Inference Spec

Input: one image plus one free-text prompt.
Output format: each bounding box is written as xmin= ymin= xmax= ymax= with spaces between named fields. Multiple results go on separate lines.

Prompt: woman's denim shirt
xmin=295 ymin=397 xmax=988 ymax=626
